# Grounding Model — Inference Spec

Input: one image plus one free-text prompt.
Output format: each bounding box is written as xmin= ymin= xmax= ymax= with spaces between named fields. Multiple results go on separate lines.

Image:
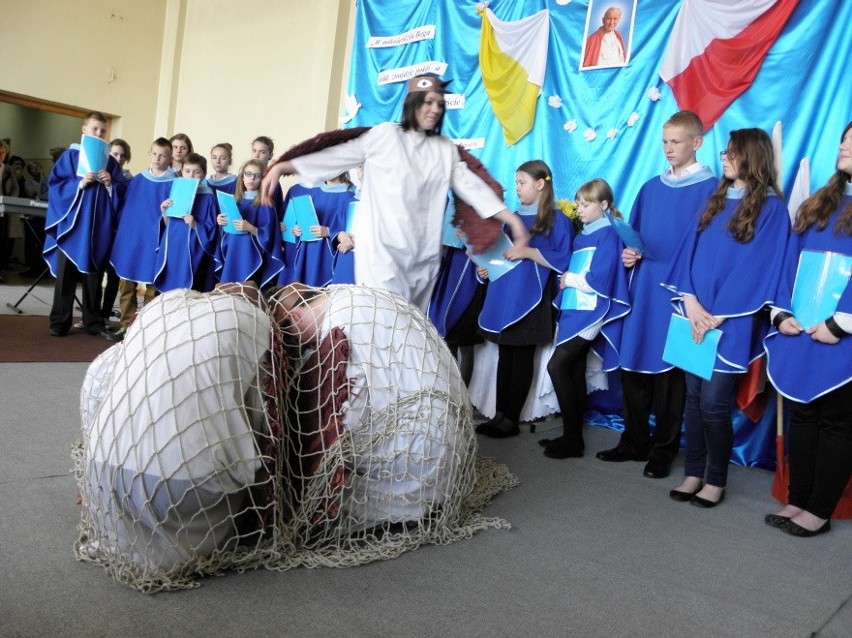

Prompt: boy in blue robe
xmin=153 ymin=153 xmax=218 ymax=292
xmin=44 ymin=111 xmax=126 ymax=337
xmin=108 ymin=137 xmax=176 ymax=341
xmin=596 ymin=111 xmax=717 ymax=479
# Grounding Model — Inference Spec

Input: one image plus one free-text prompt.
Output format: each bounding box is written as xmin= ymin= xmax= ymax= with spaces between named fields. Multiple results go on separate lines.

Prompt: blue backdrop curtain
xmin=347 ymin=0 xmax=851 ymax=210
xmin=344 ymin=0 xmax=852 ymax=469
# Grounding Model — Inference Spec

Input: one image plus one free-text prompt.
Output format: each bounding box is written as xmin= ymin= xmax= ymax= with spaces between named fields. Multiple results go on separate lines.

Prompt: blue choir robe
xmin=331 ymin=240 xmax=356 ymax=284
xmin=214 ymin=193 xmax=284 ymax=287
xmin=554 ymin=217 xmax=631 ymax=371
xmin=110 ymin=169 xmax=176 ymax=283
xmin=479 ymin=204 xmax=574 ymax=334
xmin=663 ymin=188 xmax=791 ymax=372
xmin=43 ymin=145 xmax=126 ymax=275
xmin=428 ymin=247 xmax=481 ymax=337
xmin=287 ymin=182 xmax=356 ymax=287
xmin=619 ymin=168 xmax=717 ymax=373
xmin=153 ymin=184 xmax=218 ymax=292
xmin=765 ymin=184 xmax=852 ymax=403
xmin=206 ymin=174 xmax=237 ymax=195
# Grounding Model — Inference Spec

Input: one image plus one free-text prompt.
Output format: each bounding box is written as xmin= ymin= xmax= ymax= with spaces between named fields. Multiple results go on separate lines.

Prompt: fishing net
xmin=74 ymin=284 xmax=516 ymax=592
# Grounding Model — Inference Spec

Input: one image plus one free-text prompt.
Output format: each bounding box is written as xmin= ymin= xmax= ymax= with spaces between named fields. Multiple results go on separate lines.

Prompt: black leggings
xmin=787 ymin=381 xmax=852 ymax=519
xmin=495 ymin=343 xmax=537 ymax=421
xmin=547 ymin=337 xmax=592 ymax=448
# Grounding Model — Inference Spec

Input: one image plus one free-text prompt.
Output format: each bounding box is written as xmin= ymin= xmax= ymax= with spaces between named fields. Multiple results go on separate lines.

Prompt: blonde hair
xmin=575 ymin=178 xmax=623 ymax=218
xmin=235 ymin=159 xmax=266 ymax=204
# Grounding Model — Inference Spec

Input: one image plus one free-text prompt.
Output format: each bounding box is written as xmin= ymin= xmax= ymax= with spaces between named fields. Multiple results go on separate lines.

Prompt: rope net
xmin=75 ymin=284 xmax=516 ymax=592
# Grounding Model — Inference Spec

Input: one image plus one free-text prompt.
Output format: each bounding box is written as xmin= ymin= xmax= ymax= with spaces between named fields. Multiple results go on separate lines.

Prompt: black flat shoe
xmin=764 ymin=513 xmax=791 ymax=529
xmin=781 ymin=518 xmax=831 ymax=537
xmin=538 ymin=438 xmax=554 ymax=448
xmin=643 ymin=459 xmax=671 ymax=479
xmin=543 ymin=438 xmax=584 ymax=459
xmin=690 ymin=490 xmax=725 ymax=508
xmin=476 ymin=417 xmax=520 ymax=439
xmin=475 ymin=412 xmax=504 ymax=433
xmin=595 ymin=446 xmax=648 ymax=462
xmin=669 ymin=484 xmax=703 ymax=502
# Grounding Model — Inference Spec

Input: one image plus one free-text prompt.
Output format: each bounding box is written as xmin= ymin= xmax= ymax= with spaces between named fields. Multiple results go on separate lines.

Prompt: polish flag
xmin=659 ymin=0 xmax=800 ymax=130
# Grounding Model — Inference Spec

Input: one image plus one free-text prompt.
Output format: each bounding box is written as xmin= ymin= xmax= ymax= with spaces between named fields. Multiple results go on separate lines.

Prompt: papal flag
xmin=478 ymin=6 xmax=549 ymax=147
xmin=659 ymin=0 xmax=799 ymax=131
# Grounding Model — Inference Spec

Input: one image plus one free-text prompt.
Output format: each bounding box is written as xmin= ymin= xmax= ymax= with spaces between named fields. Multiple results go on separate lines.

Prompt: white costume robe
xmin=291 ymin=122 xmax=505 ymax=312
xmin=80 ymin=289 xmax=271 ymax=571
xmin=319 ymin=286 xmax=471 ymax=528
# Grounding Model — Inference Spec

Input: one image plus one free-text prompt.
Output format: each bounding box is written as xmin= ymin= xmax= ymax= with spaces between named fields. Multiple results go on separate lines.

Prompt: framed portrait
xmin=579 ymin=0 xmax=637 ymax=70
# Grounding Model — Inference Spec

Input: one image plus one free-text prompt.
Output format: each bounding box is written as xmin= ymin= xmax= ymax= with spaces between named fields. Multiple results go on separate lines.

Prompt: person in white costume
xmin=79 ymin=285 xmax=272 ymax=571
xmin=261 ymin=74 xmax=529 ymax=312
xmin=271 ymin=283 xmax=472 ymax=530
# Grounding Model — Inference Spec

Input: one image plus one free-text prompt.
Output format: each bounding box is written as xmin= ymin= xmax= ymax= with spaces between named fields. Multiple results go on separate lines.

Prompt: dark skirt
xmin=445 ymin=284 xmax=486 ymax=348
xmin=480 ymin=277 xmax=557 ymax=347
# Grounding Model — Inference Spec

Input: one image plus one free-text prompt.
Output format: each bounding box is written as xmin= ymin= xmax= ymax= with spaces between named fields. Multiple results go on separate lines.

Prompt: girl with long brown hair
xmin=663 ymin=128 xmax=791 ymax=507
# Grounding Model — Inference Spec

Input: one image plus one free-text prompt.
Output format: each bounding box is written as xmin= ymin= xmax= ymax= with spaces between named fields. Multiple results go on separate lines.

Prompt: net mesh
xmin=75 ymin=284 xmax=517 ymax=592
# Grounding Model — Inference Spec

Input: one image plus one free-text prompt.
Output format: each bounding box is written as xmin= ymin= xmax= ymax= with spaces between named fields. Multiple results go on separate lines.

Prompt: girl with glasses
xmin=214 ymin=159 xmax=284 ymax=288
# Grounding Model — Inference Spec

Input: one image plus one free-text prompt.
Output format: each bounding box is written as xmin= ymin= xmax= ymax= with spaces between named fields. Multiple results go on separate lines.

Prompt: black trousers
xmin=620 ymin=368 xmax=686 ymax=462
xmin=547 ymin=337 xmax=592 ymax=450
xmin=787 ymin=381 xmax=852 ymax=519
xmin=49 ymin=252 xmax=105 ymax=333
xmin=495 ymin=343 xmax=537 ymax=421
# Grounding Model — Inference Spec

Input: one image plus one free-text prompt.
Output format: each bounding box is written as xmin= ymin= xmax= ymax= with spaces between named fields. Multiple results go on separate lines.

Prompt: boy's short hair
xmin=252 ymin=136 xmax=274 ymax=154
xmin=152 ymin=137 xmax=172 ymax=152
xmin=0 ymin=139 xmax=10 ymax=154
xmin=663 ymin=110 xmax=704 ymax=138
xmin=183 ymin=153 xmax=207 ymax=172
xmin=83 ymin=111 xmax=108 ymax=125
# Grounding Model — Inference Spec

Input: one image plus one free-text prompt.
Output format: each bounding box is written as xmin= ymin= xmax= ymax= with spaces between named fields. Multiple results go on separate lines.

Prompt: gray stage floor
xmin=0 ymin=278 xmax=849 ymax=637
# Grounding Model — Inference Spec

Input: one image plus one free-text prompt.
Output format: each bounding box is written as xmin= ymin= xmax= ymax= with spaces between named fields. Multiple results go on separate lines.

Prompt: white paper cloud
xmin=548 ymin=95 xmax=563 ymax=108
xmin=583 ymin=128 xmax=597 ymax=142
xmin=627 ymin=112 xmax=641 ymax=127
xmin=646 ymin=87 xmax=661 ymax=102
xmin=563 ymin=120 xmax=578 ymax=133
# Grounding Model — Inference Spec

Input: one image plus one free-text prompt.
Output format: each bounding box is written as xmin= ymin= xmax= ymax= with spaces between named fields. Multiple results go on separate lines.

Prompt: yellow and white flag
xmin=478 ymin=7 xmax=549 ymax=147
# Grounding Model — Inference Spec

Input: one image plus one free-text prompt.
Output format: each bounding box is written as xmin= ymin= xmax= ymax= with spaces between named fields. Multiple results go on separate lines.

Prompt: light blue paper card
xmin=216 ymin=191 xmax=247 ymax=235
xmin=441 ymin=198 xmax=465 ymax=249
xmin=791 ymin=250 xmax=852 ymax=330
xmin=467 ymin=233 xmax=519 ymax=281
xmin=165 ymin=178 xmax=200 ymax=218
xmin=345 ymin=201 xmax=359 ymax=234
xmin=76 ymin=135 xmax=109 ymax=177
xmin=293 ymin=195 xmax=322 ymax=242
xmin=662 ymin=313 xmax=722 ymax=381
xmin=560 ymin=247 xmax=598 ymax=310
xmin=282 ymin=198 xmax=298 ymax=243
xmin=605 ymin=211 xmax=652 ymax=259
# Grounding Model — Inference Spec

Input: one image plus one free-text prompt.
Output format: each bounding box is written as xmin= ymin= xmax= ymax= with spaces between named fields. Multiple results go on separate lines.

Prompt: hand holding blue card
xmin=282 ymin=198 xmax=297 ymax=243
xmin=216 ymin=191 xmax=247 ymax=235
xmin=466 ymin=233 xmax=520 ymax=281
xmin=166 ymin=178 xmax=200 ymax=218
xmin=292 ymin=195 xmax=322 ymax=242
xmin=560 ymin=247 xmax=597 ymax=310
xmin=605 ymin=211 xmax=652 ymax=259
xmin=76 ymin=135 xmax=109 ymax=177
xmin=791 ymin=249 xmax=852 ymax=329
xmin=662 ymin=313 xmax=722 ymax=380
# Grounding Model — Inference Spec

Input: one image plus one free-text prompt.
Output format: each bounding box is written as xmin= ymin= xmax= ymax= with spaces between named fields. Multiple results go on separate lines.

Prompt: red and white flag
xmin=659 ymin=0 xmax=800 ymax=130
